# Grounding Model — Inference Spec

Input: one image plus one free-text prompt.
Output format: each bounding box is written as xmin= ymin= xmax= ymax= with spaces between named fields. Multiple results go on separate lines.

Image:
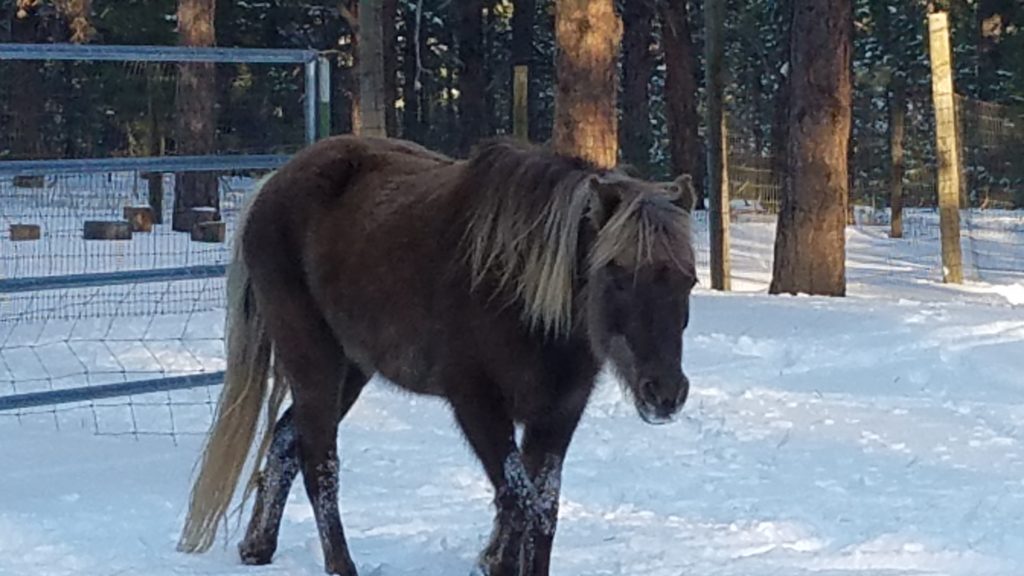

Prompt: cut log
xmin=83 ymin=221 xmax=132 ymax=240
xmin=13 ymin=175 xmax=44 ymax=188
xmin=191 ymin=221 xmax=225 ymax=243
xmin=10 ymin=224 xmax=41 ymax=241
xmin=123 ymin=206 xmax=155 ymax=232
xmin=175 ymin=206 xmax=220 ymax=233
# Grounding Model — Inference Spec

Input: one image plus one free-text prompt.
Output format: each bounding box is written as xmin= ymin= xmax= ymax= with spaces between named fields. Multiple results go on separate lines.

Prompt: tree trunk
xmin=457 ymin=0 xmax=487 ymax=155
xmin=620 ymin=0 xmax=654 ymax=174
xmin=344 ymin=0 xmax=362 ymax=135
xmin=358 ymin=0 xmax=387 ymax=137
xmin=511 ymin=0 xmax=536 ymax=140
xmin=769 ymin=0 xmax=851 ymax=296
xmin=705 ymin=0 xmax=730 ymax=291
xmin=401 ymin=0 xmax=423 ymax=141
xmin=383 ymin=0 xmax=399 ymax=136
xmin=173 ymin=0 xmax=218 ymax=232
xmin=659 ymin=0 xmax=705 ymax=210
xmin=770 ymin=0 xmax=792 ymax=188
xmin=874 ymin=0 xmax=905 ymax=236
xmin=10 ymin=3 xmax=44 ymax=161
xmin=845 ymin=5 xmax=855 ymax=227
xmin=552 ymin=0 xmax=622 ymax=169
xmin=888 ymin=77 xmax=905 ymax=239
xmin=399 ymin=1 xmax=428 ymax=140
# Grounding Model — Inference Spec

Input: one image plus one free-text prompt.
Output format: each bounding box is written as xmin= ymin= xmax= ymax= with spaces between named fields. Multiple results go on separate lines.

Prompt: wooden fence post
xmin=513 ymin=65 xmax=529 ymax=140
xmin=927 ymin=11 xmax=964 ymax=284
xmin=318 ymin=56 xmax=332 ymax=139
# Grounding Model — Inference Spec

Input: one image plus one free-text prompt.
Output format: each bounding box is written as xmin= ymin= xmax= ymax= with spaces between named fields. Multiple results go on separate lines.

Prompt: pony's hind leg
xmin=239 ymin=367 xmax=369 ymax=566
xmin=245 ymin=266 xmax=362 ymax=575
xmin=291 ymin=364 xmax=357 ymax=576
xmin=239 ymin=408 xmax=298 ymax=565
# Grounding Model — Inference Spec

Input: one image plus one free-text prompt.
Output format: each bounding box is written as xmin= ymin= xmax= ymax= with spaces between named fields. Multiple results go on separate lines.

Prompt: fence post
xmin=513 ymin=65 xmax=529 ymax=140
xmin=889 ymin=76 xmax=905 ymax=239
xmin=705 ymin=0 xmax=731 ymax=290
xmin=927 ymin=11 xmax=963 ymax=284
xmin=317 ymin=56 xmax=332 ymax=139
xmin=305 ymin=58 xmax=317 ymax=145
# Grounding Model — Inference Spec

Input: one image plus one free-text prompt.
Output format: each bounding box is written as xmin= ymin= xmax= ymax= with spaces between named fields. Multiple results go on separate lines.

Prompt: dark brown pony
xmin=177 ymin=136 xmax=697 ymax=576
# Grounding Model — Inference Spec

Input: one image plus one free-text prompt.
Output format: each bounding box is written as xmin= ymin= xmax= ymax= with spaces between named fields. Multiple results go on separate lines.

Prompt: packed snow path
xmin=3 ymin=284 xmax=1023 ymax=576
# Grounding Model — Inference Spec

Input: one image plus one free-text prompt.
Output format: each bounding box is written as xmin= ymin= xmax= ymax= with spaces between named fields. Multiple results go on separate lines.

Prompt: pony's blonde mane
xmin=589 ymin=178 xmax=695 ymax=274
xmin=462 ymin=139 xmax=694 ymax=337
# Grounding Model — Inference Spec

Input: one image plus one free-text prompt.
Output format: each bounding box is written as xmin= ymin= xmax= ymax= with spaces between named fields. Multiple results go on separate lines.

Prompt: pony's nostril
xmin=640 ymin=378 xmax=657 ymax=403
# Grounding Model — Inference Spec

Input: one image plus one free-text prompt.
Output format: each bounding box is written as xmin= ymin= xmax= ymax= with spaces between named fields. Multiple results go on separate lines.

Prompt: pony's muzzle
xmin=637 ymin=373 xmax=689 ymax=425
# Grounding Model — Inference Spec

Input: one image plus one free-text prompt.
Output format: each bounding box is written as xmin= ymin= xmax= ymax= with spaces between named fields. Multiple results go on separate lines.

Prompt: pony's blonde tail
xmin=178 ymin=176 xmax=286 ymax=553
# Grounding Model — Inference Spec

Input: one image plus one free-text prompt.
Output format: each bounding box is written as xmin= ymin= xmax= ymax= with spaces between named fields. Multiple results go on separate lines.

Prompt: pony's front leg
xmin=484 ymin=451 xmax=546 ymax=575
xmin=450 ymin=392 xmax=533 ymax=576
xmin=518 ymin=410 xmax=585 ymax=576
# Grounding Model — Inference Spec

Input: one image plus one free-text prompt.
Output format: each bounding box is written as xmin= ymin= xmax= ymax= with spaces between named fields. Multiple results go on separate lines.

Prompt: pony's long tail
xmin=178 ymin=177 xmax=288 ymax=553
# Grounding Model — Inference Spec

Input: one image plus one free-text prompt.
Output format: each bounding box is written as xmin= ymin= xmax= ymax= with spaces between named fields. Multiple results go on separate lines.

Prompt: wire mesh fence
xmin=723 ymin=90 xmax=1023 ymax=285
xmin=958 ymin=96 xmax=1024 ymax=283
xmin=0 ymin=164 xmax=269 ymax=441
xmin=0 ymin=43 xmax=321 ymax=441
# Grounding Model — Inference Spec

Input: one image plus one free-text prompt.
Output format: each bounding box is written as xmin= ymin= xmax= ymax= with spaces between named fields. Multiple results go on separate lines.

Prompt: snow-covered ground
xmin=2 ymin=202 xmax=1023 ymax=575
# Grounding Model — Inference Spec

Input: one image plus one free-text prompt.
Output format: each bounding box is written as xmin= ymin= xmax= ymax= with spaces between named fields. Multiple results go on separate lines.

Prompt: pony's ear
xmin=588 ymin=176 xmax=623 ymax=228
xmin=663 ymin=174 xmax=697 ymax=213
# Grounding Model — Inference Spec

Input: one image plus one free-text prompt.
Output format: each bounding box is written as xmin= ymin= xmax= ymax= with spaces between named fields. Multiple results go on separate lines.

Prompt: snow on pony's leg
xmin=504 ymin=452 xmax=552 ymax=533
xmin=477 ymin=451 xmax=552 ymax=576
xmin=240 ymin=410 xmax=301 ymax=565
xmin=531 ymin=454 xmax=562 ymax=536
xmin=522 ymin=446 xmax=567 ymax=576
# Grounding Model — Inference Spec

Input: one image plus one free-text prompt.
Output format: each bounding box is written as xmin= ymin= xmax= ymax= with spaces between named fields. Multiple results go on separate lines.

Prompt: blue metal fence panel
xmin=0 ymin=265 xmax=228 ymax=294
xmin=0 ymin=372 xmax=225 ymax=412
xmin=0 ymin=44 xmax=310 ymax=421
xmin=0 ymin=154 xmax=289 ymax=177
xmin=0 ymin=43 xmax=317 ymax=64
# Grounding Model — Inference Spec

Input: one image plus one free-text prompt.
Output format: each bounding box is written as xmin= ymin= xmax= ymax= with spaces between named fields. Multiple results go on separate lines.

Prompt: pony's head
xmin=584 ymin=174 xmax=697 ymax=425
xmin=461 ymin=140 xmax=697 ymax=424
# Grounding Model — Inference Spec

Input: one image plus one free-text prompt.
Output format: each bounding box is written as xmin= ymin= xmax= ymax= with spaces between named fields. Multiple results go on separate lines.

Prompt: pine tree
xmin=552 ymin=0 xmax=622 ymax=168
xmin=770 ymin=0 xmax=852 ymax=296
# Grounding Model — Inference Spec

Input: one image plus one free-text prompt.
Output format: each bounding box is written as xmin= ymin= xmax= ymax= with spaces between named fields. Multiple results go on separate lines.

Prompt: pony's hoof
xmin=470 ymin=559 xmax=497 ymax=576
xmin=325 ymin=557 xmax=360 ymax=576
xmin=238 ymin=540 xmax=274 ymax=566
xmin=473 ymin=558 xmax=519 ymax=576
